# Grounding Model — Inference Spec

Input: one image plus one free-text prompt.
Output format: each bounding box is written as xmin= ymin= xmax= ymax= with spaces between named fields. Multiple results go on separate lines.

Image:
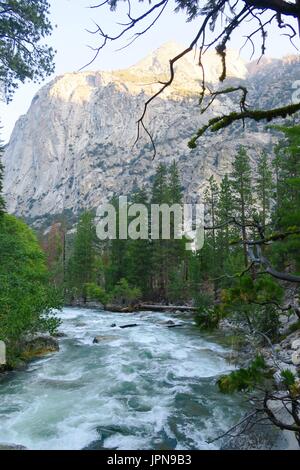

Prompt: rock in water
xmin=0 ymin=444 xmax=27 ymax=450
xmin=21 ymin=336 xmax=59 ymax=359
xmin=93 ymin=335 xmax=119 ymax=343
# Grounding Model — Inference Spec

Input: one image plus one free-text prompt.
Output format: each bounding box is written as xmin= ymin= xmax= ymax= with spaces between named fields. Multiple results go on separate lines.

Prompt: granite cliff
xmin=3 ymin=42 xmax=300 ymax=224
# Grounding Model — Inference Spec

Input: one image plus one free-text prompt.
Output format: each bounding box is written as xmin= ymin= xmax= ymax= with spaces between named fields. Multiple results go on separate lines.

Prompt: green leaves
xmin=281 ymin=369 xmax=296 ymax=388
xmin=218 ymin=355 xmax=268 ymax=393
xmin=0 ymin=214 xmax=62 ymax=363
xmin=0 ymin=0 xmax=55 ymax=101
xmin=0 ymin=137 xmax=5 ymax=216
xmin=84 ymin=282 xmax=108 ymax=305
xmin=67 ymin=211 xmax=98 ymax=299
xmin=108 ymin=278 xmax=142 ymax=307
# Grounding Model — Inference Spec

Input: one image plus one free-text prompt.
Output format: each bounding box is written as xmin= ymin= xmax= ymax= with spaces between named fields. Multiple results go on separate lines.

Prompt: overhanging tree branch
xmin=89 ymin=0 xmax=300 ymax=152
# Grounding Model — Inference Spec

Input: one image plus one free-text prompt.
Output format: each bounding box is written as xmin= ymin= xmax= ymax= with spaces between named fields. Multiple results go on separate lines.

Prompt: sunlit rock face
xmin=3 ymin=42 xmax=300 ymax=224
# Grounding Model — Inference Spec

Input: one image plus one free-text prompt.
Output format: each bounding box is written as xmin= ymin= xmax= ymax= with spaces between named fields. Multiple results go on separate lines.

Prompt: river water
xmin=0 ymin=308 xmax=246 ymax=450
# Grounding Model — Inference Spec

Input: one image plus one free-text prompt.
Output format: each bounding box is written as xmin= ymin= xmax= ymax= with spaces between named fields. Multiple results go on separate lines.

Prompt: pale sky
xmin=1 ymin=0 xmax=299 ymax=143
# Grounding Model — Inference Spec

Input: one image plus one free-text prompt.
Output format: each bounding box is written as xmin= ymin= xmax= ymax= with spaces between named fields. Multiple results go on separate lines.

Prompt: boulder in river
xmin=0 ymin=444 xmax=27 ymax=450
xmin=93 ymin=335 xmax=119 ymax=344
xmin=53 ymin=331 xmax=67 ymax=338
xmin=158 ymin=320 xmax=175 ymax=326
xmin=21 ymin=335 xmax=59 ymax=360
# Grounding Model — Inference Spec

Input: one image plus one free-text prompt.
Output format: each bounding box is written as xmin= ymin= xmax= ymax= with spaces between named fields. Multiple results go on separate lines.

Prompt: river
xmin=0 ymin=307 xmax=246 ymax=450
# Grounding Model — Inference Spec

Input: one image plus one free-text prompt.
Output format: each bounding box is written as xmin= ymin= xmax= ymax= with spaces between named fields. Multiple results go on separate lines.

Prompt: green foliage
xmin=223 ymin=275 xmax=283 ymax=306
xmin=281 ymin=369 xmax=296 ymax=388
xmin=284 ymin=320 xmax=300 ymax=335
xmin=108 ymin=278 xmax=142 ymax=307
xmin=122 ymin=187 xmax=152 ymax=297
xmin=67 ymin=211 xmax=99 ymax=300
xmin=255 ymin=151 xmax=273 ymax=229
xmin=0 ymin=138 xmax=5 ymax=216
xmin=104 ymin=161 xmax=186 ymax=303
xmin=271 ymin=126 xmax=300 ymax=274
xmin=0 ymin=214 xmax=62 ymax=363
xmin=84 ymin=282 xmax=108 ymax=305
xmin=0 ymin=0 xmax=55 ymax=101
xmin=218 ymin=355 xmax=268 ymax=393
xmin=220 ymin=275 xmax=282 ymax=339
xmin=195 ymin=305 xmax=223 ymax=330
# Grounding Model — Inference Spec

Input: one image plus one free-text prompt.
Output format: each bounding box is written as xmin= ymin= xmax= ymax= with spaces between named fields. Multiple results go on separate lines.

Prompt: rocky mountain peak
xmin=3 ymin=43 xmax=299 ymax=225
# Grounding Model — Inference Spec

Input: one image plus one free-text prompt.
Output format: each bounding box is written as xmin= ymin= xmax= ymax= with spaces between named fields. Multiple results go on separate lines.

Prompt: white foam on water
xmin=0 ymin=308 xmax=245 ymax=450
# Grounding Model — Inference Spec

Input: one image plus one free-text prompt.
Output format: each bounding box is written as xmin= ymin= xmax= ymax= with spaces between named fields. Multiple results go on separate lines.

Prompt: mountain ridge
xmin=3 ymin=43 xmax=300 ymax=224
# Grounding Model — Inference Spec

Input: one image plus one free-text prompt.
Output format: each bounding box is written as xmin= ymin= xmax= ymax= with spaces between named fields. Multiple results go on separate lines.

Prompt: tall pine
xmin=231 ymin=147 xmax=253 ymax=267
xmin=125 ymin=187 xmax=152 ymax=297
xmin=255 ymin=151 xmax=272 ymax=230
xmin=67 ymin=211 xmax=98 ymax=300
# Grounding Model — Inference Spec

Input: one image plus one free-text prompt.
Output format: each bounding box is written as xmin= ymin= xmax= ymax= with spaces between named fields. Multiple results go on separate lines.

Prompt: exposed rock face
xmin=3 ymin=42 xmax=300 ymax=224
xmin=21 ymin=335 xmax=59 ymax=358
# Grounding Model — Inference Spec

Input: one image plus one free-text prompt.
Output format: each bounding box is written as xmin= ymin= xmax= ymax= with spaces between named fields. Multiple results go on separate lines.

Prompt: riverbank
xmin=0 ymin=335 xmax=60 ymax=375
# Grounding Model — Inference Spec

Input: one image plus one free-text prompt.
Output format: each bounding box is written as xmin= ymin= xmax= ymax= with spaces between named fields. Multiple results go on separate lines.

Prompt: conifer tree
xmin=125 ymin=187 xmax=152 ymax=297
xmin=166 ymin=161 xmax=186 ymax=301
xmin=272 ymin=126 xmax=300 ymax=273
xmin=105 ymin=195 xmax=129 ymax=291
xmin=150 ymin=163 xmax=169 ymax=300
xmin=231 ymin=147 xmax=253 ymax=267
xmin=204 ymin=175 xmax=220 ymax=298
xmin=215 ymin=174 xmax=235 ymax=273
xmin=67 ymin=211 xmax=97 ymax=300
xmin=255 ymin=151 xmax=273 ymax=230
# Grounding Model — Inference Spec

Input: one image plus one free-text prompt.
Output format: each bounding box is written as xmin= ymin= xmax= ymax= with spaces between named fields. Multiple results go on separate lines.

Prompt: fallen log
xmin=138 ymin=304 xmax=197 ymax=312
xmin=119 ymin=324 xmax=138 ymax=329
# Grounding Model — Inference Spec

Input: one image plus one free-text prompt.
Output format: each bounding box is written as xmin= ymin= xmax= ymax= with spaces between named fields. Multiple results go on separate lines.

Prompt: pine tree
xmin=167 ymin=160 xmax=182 ymax=204
xmin=231 ymin=147 xmax=253 ymax=267
xmin=151 ymin=163 xmax=169 ymax=205
xmin=216 ymin=174 xmax=234 ymax=271
xmin=272 ymin=126 xmax=300 ymax=273
xmin=255 ymin=151 xmax=273 ymax=230
xmin=125 ymin=187 xmax=152 ymax=297
xmin=166 ymin=161 xmax=186 ymax=302
xmin=150 ymin=163 xmax=169 ymax=300
xmin=105 ymin=195 xmax=129 ymax=291
xmin=42 ymin=222 xmax=66 ymax=290
xmin=204 ymin=175 xmax=220 ymax=298
xmin=67 ymin=211 xmax=98 ymax=300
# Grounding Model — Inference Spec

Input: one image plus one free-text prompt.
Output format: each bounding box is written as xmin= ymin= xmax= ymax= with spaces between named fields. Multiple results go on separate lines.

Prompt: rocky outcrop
xmin=0 ymin=444 xmax=27 ymax=450
xmin=4 ymin=42 xmax=300 ymax=225
xmin=21 ymin=335 xmax=59 ymax=359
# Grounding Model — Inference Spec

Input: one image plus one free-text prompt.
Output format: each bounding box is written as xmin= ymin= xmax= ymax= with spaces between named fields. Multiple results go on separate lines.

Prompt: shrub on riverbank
xmin=0 ymin=214 xmax=62 ymax=366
